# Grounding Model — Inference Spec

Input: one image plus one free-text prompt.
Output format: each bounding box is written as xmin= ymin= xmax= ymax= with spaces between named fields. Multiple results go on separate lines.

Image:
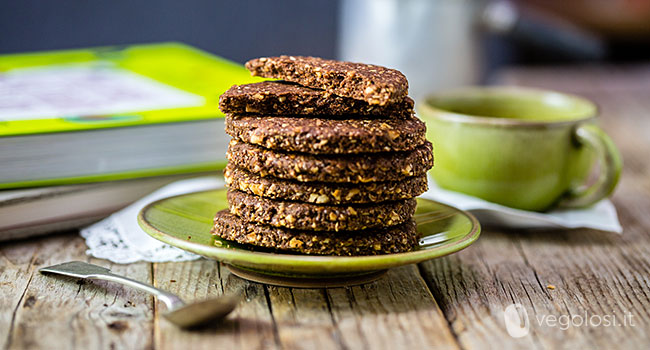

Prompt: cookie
xmin=224 ymin=165 xmax=428 ymax=204
xmin=246 ymin=56 xmax=408 ymax=106
xmin=225 ymin=114 xmax=426 ymax=154
xmin=226 ymin=139 xmax=433 ymax=183
xmin=219 ymin=81 xmax=413 ymax=117
xmin=227 ymin=189 xmax=416 ymax=231
xmin=212 ymin=210 xmax=419 ymax=256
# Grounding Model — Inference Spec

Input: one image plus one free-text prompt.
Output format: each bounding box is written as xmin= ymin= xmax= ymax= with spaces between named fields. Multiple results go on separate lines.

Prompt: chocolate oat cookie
xmin=225 ymin=165 xmax=428 ymax=204
xmin=246 ymin=56 xmax=408 ymax=106
xmin=227 ymin=189 xmax=416 ymax=231
xmin=212 ymin=210 xmax=419 ymax=255
xmin=226 ymin=139 xmax=434 ymax=183
xmin=225 ymin=114 xmax=426 ymax=154
xmin=219 ymin=81 xmax=414 ymax=117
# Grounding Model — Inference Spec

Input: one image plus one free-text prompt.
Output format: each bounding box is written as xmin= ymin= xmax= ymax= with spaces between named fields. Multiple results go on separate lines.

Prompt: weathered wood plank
xmin=0 ymin=236 xmax=41 ymax=349
xmin=421 ymin=227 xmax=650 ymax=349
xmin=266 ymin=286 xmax=342 ymax=350
xmin=4 ymin=233 xmax=154 ymax=350
xmin=418 ymin=66 xmax=650 ymax=350
xmin=152 ymin=260 xmax=278 ymax=350
xmin=325 ymin=265 xmax=460 ymax=350
xmin=152 ymin=261 xmax=460 ymax=350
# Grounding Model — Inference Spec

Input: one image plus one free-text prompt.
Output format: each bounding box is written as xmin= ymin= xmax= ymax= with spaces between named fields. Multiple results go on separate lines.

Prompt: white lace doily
xmin=81 ymin=175 xmax=621 ymax=264
xmin=81 ymin=177 xmax=224 ymax=264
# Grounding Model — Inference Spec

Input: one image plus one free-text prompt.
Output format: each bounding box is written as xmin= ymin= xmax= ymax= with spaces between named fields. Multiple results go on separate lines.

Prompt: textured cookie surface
xmin=225 ymin=165 xmax=428 ymax=204
xmin=219 ymin=81 xmax=413 ymax=117
xmin=225 ymin=114 xmax=426 ymax=154
xmin=246 ymin=56 xmax=408 ymax=106
xmin=226 ymin=139 xmax=433 ymax=183
xmin=227 ymin=189 xmax=416 ymax=231
xmin=212 ymin=210 xmax=419 ymax=256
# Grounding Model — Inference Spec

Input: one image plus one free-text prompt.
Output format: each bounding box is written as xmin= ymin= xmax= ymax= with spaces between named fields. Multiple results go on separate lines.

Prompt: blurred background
xmin=2 ymin=0 xmax=650 ymax=98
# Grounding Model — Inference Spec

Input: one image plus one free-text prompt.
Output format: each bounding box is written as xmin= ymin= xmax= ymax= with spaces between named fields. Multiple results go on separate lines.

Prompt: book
xmin=0 ymin=174 xmax=218 ymax=241
xmin=0 ymin=42 xmax=261 ymax=189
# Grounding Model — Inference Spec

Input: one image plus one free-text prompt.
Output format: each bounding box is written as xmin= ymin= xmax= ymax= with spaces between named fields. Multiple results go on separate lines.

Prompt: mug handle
xmin=558 ymin=123 xmax=622 ymax=208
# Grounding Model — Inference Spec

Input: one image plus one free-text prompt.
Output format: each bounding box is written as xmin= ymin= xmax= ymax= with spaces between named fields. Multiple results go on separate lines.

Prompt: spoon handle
xmin=40 ymin=261 xmax=185 ymax=310
xmin=96 ymin=272 xmax=186 ymax=310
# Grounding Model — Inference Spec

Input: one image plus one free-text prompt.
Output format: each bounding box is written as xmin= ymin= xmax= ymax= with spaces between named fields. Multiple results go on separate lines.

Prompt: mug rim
xmin=417 ymin=86 xmax=598 ymax=128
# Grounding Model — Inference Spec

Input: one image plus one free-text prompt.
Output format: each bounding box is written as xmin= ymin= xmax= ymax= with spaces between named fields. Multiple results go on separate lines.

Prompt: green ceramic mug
xmin=417 ymin=87 xmax=622 ymax=212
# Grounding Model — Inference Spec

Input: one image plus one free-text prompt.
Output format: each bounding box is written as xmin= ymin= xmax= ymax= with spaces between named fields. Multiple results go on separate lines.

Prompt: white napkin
xmin=421 ymin=180 xmax=622 ymax=233
xmin=81 ymin=177 xmax=223 ymax=263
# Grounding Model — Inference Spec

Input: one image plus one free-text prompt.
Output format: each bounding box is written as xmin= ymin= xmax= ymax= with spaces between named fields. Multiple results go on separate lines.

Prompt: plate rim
xmin=137 ymin=189 xmax=481 ymax=272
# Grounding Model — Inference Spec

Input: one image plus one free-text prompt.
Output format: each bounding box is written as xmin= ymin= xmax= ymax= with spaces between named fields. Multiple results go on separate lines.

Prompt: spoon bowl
xmin=162 ymin=295 xmax=240 ymax=328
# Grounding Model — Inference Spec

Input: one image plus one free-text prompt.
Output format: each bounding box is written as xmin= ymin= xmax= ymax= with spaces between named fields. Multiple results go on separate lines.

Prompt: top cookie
xmin=246 ymin=56 xmax=409 ymax=106
xmin=219 ymin=81 xmax=413 ymax=118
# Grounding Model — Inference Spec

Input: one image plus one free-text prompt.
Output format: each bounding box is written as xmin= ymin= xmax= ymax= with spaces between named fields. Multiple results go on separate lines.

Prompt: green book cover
xmin=0 ymin=42 xmax=262 ymax=189
xmin=0 ymin=42 xmax=262 ymax=136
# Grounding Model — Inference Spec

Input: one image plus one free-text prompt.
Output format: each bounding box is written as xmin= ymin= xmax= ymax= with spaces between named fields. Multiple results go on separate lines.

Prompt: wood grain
xmin=266 ymin=285 xmax=341 ymax=350
xmin=152 ymin=261 xmax=278 ymax=350
xmin=264 ymin=265 xmax=459 ymax=350
xmin=3 ymin=235 xmax=154 ymax=350
xmin=0 ymin=236 xmax=40 ymax=349
xmin=325 ymin=265 xmax=460 ymax=350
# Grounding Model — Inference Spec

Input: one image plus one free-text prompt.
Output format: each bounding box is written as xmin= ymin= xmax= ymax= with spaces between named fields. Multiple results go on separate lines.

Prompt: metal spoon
xmin=39 ymin=261 xmax=239 ymax=328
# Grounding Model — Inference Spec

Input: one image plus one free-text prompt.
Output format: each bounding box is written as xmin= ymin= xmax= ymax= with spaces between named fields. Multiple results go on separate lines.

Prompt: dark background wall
xmin=0 ymin=0 xmax=340 ymax=64
xmin=2 ymin=0 xmax=647 ymax=78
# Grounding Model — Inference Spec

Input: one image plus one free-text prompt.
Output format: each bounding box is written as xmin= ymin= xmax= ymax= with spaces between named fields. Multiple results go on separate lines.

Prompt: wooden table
xmin=2 ymin=66 xmax=649 ymax=350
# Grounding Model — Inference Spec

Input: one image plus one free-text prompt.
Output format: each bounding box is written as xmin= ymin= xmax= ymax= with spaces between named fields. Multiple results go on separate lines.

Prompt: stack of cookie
xmin=212 ymin=56 xmax=433 ymax=256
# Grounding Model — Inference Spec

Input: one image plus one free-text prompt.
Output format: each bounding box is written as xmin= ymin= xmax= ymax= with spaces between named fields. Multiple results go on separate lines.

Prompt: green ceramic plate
xmin=138 ymin=189 xmax=480 ymax=287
